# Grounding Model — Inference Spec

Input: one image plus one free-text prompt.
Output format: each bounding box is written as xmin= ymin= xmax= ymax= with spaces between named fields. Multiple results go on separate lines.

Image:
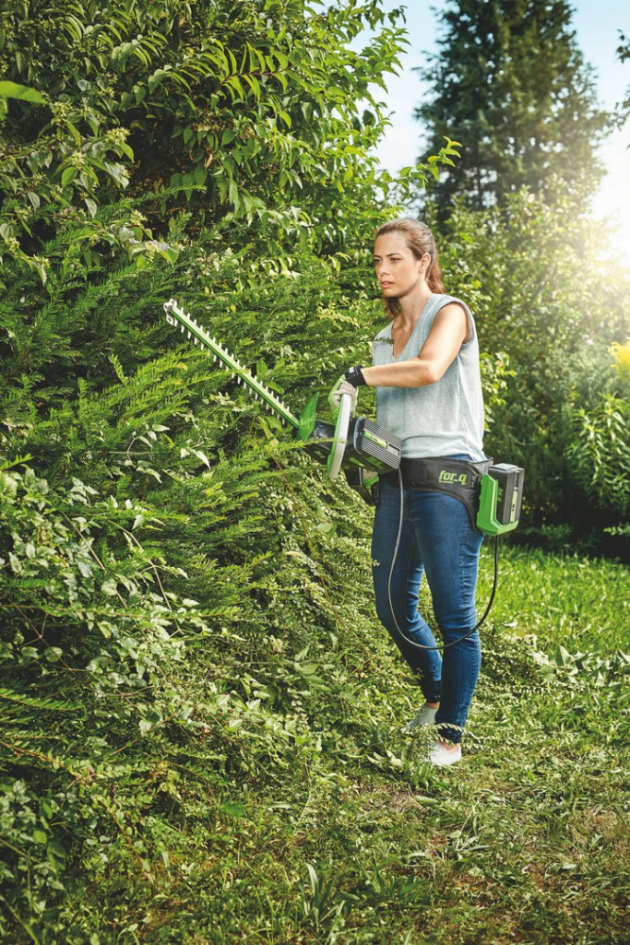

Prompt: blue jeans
xmin=371 ymin=471 xmax=484 ymax=744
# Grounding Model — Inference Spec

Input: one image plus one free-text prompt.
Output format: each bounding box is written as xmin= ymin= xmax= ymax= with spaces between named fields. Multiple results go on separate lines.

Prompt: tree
xmin=415 ymin=0 xmax=609 ymax=218
xmin=617 ymin=32 xmax=630 ymax=133
xmin=434 ymin=186 xmax=630 ymax=540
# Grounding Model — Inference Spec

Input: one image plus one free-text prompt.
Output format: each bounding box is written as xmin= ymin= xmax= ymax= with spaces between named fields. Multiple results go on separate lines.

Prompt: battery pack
xmin=477 ymin=463 xmax=525 ymax=535
xmin=491 ymin=463 xmax=524 ymax=526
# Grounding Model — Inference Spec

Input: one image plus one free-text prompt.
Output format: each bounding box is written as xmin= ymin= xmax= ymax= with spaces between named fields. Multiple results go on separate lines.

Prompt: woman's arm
xmin=362 ymin=303 xmax=469 ymax=389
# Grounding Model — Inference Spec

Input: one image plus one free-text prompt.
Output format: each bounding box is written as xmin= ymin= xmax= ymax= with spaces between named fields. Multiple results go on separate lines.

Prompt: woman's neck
xmin=395 ymin=285 xmax=433 ymax=330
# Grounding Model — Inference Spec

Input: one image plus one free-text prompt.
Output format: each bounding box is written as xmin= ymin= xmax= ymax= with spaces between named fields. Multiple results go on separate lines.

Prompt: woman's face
xmin=373 ymin=232 xmax=429 ymax=301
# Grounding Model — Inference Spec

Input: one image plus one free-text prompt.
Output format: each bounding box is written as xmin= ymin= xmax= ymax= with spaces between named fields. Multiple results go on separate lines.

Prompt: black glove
xmin=344 ymin=366 xmax=366 ymax=387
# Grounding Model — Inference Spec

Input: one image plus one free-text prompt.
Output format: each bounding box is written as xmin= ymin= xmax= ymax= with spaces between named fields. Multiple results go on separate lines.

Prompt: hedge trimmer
xmin=163 ymin=298 xmax=523 ymax=536
xmin=163 ymin=298 xmax=403 ymax=501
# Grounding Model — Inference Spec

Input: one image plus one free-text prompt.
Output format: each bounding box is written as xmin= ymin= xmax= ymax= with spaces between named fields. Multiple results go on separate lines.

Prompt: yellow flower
xmin=610 ymin=340 xmax=630 ymax=378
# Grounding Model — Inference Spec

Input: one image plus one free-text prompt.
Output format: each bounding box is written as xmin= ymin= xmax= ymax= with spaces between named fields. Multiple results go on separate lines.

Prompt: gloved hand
xmin=330 ymin=378 xmax=358 ymax=410
xmin=329 ymin=366 xmax=366 ymax=411
xmin=328 ymin=366 xmax=365 ymax=413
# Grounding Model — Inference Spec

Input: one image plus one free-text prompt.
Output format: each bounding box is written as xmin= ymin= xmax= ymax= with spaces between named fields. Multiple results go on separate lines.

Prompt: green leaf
xmin=66 ymin=120 xmax=82 ymax=145
xmin=148 ymin=68 xmax=170 ymax=93
xmin=61 ymin=167 xmax=78 ymax=188
xmin=220 ymin=801 xmax=244 ymax=818
xmin=0 ymin=81 xmax=45 ymax=104
xmin=193 ymin=166 xmax=207 ymax=186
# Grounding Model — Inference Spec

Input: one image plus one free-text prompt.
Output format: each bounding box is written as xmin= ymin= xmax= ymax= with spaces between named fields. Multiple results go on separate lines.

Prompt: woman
xmin=334 ymin=218 xmax=487 ymax=766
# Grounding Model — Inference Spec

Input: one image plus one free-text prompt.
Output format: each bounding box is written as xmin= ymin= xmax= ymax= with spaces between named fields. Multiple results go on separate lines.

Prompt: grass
xmin=477 ymin=544 xmax=630 ymax=654
xmin=11 ymin=546 xmax=630 ymax=944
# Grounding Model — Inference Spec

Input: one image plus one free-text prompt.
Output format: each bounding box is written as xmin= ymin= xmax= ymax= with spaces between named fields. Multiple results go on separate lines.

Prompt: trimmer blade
xmin=163 ymin=299 xmax=300 ymax=430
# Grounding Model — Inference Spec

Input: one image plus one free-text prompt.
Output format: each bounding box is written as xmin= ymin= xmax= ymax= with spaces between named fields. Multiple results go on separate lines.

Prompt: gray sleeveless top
xmin=372 ymin=294 xmax=485 ymax=461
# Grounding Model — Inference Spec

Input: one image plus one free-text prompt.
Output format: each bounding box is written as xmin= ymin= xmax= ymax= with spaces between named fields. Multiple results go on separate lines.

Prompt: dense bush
xmin=0 ymin=245 xmax=374 ymax=935
xmin=565 ymin=342 xmax=630 ymax=539
xmin=0 ymin=0 xmax=459 ymax=281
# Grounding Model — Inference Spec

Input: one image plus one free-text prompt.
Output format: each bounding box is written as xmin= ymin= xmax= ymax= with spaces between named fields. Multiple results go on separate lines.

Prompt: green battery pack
xmin=477 ymin=464 xmax=525 ymax=536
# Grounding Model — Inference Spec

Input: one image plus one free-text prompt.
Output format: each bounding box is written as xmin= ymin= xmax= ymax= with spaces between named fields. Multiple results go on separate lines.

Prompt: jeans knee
xmin=434 ymin=600 xmax=478 ymax=635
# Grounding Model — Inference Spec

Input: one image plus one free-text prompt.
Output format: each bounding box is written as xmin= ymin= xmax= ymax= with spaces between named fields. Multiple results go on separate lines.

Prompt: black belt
xmin=384 ymin=456 xmax=492 ymax=531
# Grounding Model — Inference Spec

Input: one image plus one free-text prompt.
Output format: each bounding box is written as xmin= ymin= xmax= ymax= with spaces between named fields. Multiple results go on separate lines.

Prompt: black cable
xmin=386 ymin=467 xmax=500 ymax=651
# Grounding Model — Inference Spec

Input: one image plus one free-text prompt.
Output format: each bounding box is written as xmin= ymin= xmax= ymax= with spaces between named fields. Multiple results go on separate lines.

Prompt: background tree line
xmin=416 ymin=0 xmax=630 ymax=550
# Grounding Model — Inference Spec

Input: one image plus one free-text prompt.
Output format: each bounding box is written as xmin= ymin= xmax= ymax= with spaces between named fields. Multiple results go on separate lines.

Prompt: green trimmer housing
xmin=296 ymin=390 xmax=403 ymax=497
xmin=163 ymin=299 xmax=523 ymax=534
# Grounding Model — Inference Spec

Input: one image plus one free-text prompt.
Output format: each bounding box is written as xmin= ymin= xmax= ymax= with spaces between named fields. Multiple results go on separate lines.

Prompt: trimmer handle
xmin=327 ymin=392 xmax=353 ymax=480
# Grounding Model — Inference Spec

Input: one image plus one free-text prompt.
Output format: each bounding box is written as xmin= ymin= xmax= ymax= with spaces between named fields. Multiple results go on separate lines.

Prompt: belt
xmin=384 ymin=456 xmax=493 ymax=531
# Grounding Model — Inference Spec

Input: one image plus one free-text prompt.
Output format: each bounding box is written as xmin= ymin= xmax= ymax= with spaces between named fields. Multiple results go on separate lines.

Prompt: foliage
xmin=567 ymin=394 xmax=630 ymax=520
xmin=0 ymin=461 xmax=209 ymax=938
xmin=415 ymin=0 xmax=609 ymax=218
xmin=610 ymin=338 xmax=630 ymax=378
xmin=0 ymin=0 xmax=461 ymax=277
xmin=618 ymin=31 xmax=630 ymax=130
xmin=431 ymin=189 xmax=630 ymax=542
xmin=0 ymin=80 xmax=45 ymax=118
xmin=0 ymin=242 xmax=381 ymax=937
xmin=2 ymin=516 xmax=629 ymax=941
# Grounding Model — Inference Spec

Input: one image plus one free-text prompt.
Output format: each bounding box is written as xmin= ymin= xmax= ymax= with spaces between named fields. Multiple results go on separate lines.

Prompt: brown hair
xmin=375 ymin=218 xmax=445 ymax=319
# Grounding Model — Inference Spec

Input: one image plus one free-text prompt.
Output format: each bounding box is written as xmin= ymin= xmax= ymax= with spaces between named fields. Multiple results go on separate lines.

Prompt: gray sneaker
xmin=400 ymin=704 xmax=438 ymax=735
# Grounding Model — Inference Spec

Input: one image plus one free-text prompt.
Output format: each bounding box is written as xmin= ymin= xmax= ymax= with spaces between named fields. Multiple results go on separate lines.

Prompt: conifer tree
xmin=618 ymin=32 xmax=630 ymax=131
xmin=415 ymin=0 xmax=609 ymax=216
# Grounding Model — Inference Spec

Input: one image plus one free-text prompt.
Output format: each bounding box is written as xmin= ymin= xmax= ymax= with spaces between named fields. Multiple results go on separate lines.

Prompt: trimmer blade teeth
xmin=163 ymin=299 xmax=300 ymax=429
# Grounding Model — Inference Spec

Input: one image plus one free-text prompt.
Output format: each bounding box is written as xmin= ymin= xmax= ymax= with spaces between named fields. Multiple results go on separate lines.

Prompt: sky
xmin=361 ymin=1 xmax=630 ymax=248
